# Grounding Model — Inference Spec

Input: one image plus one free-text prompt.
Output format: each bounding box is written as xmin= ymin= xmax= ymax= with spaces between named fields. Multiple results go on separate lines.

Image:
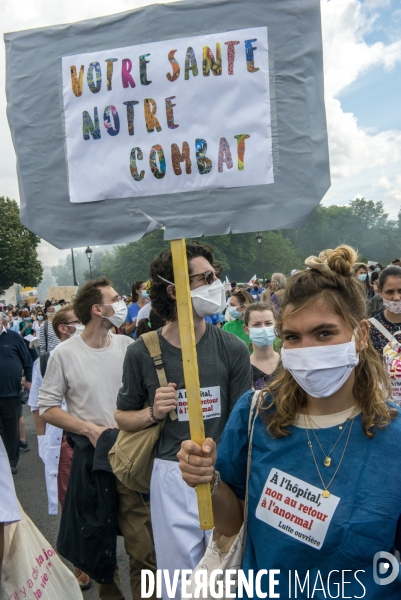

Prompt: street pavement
xmin=14 ymin=405 xmax=132 ymax=599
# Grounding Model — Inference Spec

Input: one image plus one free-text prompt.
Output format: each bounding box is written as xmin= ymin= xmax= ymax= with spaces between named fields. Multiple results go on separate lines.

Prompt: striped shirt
xmin=39 ymin=321 xmax=60 ymax=353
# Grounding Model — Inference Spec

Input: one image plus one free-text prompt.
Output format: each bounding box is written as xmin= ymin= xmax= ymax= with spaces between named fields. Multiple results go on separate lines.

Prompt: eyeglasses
xmin=189 ymin=270 xmax=216 ymax=285
xmin=63 ymin=320 xmax=81 ymax=327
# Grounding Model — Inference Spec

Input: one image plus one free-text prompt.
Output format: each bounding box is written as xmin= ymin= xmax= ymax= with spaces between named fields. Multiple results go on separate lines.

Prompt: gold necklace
xmin=304 ymin=414 xmax=355 ymax=498
xmin=306 ymin=413 xmax=352 ymax=467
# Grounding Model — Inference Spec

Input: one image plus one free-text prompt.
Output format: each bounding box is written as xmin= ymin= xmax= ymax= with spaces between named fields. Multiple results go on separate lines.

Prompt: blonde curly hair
xmin=262 ymin=245 xmax=396 ymax=438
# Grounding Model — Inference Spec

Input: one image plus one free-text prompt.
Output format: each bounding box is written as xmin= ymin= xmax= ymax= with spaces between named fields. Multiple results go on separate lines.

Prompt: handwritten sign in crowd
xmin=62 ymin=27 xmax=273 ymax=203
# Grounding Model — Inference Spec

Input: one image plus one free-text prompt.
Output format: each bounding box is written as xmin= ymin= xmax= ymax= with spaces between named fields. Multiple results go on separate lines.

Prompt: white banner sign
xmin=256 ymin=468 xmax=340 ymax=550
xmin=61 ymin=27 xmax=273 ymax=203
xmin=176 ymin=386 xmax=221 ymax=421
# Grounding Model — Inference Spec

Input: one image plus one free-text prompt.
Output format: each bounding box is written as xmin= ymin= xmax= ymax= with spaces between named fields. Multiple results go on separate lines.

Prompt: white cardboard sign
xmin=177 ymin=386 xmax=221 ymax=422
xmin=256 ymin=468 xmax=340 ymax=550
xmin=61 ymin=27 xmax=273 ymax=203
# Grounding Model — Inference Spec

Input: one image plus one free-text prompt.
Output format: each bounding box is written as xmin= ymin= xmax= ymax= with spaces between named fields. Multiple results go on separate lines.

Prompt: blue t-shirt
xmin=250 ymin=287 xmax=264 ymax=301
xmin=126 ymin=302 xmax=141 ymax=338
xmin=216 ymin=391 xmax=401 ymax=599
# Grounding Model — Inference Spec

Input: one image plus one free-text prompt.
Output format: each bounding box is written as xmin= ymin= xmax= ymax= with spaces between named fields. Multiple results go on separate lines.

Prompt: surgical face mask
xmin=190 ymin=279 xmax=226 ymax=318
xmin=375 ymin=268 xmax=380 ymax=272
xmin=54 ymin=304 xmax=61 ymax=312
xmin=141 ymin=290 xmax=149 ymax=299
xmin=383 ymin=298 xmax=401 ymax=314
xmin=249 ymin=326 xmax=276 ymax=348
xmin=280 ymin=338 xmax=359 ymax=398
xmin=66 ymin=323 xmax=85 ymax=337
xmin=228 ymin=306 xmax=243 ymax=320
xmin=100 ymin=299 xmax=128 ymax=327
xmin=358 ymin=274 xmax=367 ymax=282
xmin=37 ymin=315 xmax=44 ymax=321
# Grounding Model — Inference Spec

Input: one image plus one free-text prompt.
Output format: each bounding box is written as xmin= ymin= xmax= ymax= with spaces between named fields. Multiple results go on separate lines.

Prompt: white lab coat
xmin=0 ymin=438 xmax=20 ymax=525
xmin=28 ymin=355 xmax=67 ymax=515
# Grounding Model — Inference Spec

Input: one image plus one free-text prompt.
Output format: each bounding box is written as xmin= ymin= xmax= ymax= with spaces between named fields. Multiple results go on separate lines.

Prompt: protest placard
xmin=5 ymin=0 xmax=329 ymax=249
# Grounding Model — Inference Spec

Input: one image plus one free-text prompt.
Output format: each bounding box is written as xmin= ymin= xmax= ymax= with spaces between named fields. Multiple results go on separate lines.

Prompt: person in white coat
xmin=28 ymin=304 xmax=91 ymax=590
xmin=0 ymin=437 xmax=20 ymax=578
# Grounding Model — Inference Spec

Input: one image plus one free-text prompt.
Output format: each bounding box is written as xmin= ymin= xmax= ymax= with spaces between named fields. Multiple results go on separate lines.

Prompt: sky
xmin=1 ymin=0 xmax=401 ymax=267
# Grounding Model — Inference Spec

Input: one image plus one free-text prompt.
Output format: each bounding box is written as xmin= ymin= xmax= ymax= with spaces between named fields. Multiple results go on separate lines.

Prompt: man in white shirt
xmin=29 ymin=304 xmax=92 ymax=590
xmin=38 ymin=277 xmax=156 ymax=599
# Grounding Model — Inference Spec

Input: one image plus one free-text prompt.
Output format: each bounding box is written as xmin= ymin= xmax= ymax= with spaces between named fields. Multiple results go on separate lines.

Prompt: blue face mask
xmin=141 ymin=290 xmax=149 ymax=299
xmin=375 ymin=268 xmax=380 ymax=272
xmin=228 ymin=306 xmax=243 ymax=320
xmin=358 ymin=274 xmax=367 ymax=282
xmin=249 ymin=326 xmax=276 ymax=348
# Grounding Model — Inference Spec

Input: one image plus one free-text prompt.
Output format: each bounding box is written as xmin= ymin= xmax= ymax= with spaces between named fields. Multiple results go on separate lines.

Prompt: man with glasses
xmin=115 ymin=242 xmax=252 ymax=600
xmin=28 ymin=304 xmax=92 ymax=590
xmin=38 ymin=278 xmax=155 ymax=600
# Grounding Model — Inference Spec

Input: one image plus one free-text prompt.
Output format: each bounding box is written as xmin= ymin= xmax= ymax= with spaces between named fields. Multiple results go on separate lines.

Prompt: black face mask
xmin=253 ymin=286 xmax=258 ymax=290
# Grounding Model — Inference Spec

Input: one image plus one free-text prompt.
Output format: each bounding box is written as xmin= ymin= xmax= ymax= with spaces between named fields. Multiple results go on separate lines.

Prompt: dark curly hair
xmin=149 ymin=241 xmax=221 ymax=321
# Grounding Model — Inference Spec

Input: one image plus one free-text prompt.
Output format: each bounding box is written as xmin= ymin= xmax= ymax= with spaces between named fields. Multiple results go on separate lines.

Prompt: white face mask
xmin=280 ymin=338 xmax=359 ymax=398
xmin=100 ymin=299 xmax=128 ymax=327
xmin=65 ymin=323 xmax=85 ymax=337
xmin=190 ymin=279 xmax=226 ymax=318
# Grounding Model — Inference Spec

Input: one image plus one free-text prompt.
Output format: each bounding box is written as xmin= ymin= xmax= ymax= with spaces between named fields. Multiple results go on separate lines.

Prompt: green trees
xmin=0 ymin=197 xmax=43 ymax=294
xmin=48 ymin=198 xmax=401 ymax=294
xmin=283 ymin=198 xmax=401 ymax=264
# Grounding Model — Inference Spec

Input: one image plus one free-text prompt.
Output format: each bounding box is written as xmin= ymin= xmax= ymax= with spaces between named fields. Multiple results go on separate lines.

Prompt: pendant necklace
xmin=306 ymin=412 xmax=354 ymax=467
xmin=304 ymin=414 xmax=355 ymax=498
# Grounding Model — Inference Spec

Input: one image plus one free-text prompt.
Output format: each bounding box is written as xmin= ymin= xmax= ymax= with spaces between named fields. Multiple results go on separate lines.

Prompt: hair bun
xmin=326 ymin=245 xmax=357 ymax=276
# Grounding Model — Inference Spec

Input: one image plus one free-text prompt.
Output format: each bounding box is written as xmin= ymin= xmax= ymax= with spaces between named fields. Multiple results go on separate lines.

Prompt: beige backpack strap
xmin=369 ymin=317 xmax=394 ymax=342
xmin=141 ymin=331 xmax=178 ymax=421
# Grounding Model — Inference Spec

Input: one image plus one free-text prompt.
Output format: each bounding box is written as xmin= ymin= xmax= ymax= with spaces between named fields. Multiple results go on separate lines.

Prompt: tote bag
xmin=184 ymin=391 xmax=260 ymax=600
xmin=108 ymin=330 xmax=177 ymax=493
xmin=0 ymin=504 xmax=81 ymax=599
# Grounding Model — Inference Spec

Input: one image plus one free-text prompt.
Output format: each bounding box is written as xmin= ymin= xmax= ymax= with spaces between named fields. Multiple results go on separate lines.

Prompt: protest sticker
xmin=256 ymin=468 xmax=340 ymax=550
xmin=62 ymin=27 xmax=273 ymax=204
xmin=5 ymin=0 xmax=329 ymax=249
xmin=176 ymin=386 xmax=221 ymax=422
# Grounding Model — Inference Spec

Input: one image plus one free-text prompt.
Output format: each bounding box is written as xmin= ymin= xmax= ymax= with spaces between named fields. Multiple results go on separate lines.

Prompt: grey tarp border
xmin=5 ymin=0 xmax=330 ymax=249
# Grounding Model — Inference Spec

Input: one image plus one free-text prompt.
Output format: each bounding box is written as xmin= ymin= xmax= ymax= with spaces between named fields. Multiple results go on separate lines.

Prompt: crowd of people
xmin=1 ymin=244 xmax=401 ymax=598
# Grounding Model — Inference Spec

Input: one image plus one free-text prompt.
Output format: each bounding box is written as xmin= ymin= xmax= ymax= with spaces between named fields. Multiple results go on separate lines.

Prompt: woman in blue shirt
xmin=178 ymin=245 xmax=401 ymax=599
xmin=125 ymin=280 xmax=149 ymax=339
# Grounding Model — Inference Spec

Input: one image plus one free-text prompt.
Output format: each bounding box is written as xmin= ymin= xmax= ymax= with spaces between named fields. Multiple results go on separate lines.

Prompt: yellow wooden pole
xmin=170 ymin=238 xmax=214 ymax=530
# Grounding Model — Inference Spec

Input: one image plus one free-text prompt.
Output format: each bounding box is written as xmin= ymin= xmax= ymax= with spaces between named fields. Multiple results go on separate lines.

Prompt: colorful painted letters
xmin=202 ymin=44 xmax=222 ymax=77
xmin=144 ymin=98 xmax=162 ymax=133
xmin=87 ymin=62 xmax=102 ymax=93
xmin=149 ymin=144 xmax=166 ymax=179
xmin=123 ymin=100 xmax=139 ymax=136
xmin=171 ymin=142 xmax=191 ymax=175
xmin=185 ymin=47 xmax=199 ymax=80
xmin=105 ymin=58 xmax=118 ymax=91
xmin=130 ymin=147 xmax=145 ymax=181
xmin=70 ymin=65 xmax=84 ymax=97
xmin=82 ymin=108 xmax=101 ymax=140
xmin=166 ymin=50 xmax=180 ymax=82
xmin=165 ymin=97 xmax=179 ymax=129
